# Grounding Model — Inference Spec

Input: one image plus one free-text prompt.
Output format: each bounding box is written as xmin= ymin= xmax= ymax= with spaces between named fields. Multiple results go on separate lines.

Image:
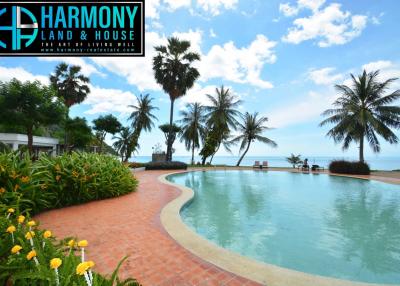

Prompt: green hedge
xmin=0 ymin=152 xmax=138 ymax=214
xmin=145 ymin=161 xmax=187 ymax=170
xmin=329 ymin=160 xmax=371 ymax=175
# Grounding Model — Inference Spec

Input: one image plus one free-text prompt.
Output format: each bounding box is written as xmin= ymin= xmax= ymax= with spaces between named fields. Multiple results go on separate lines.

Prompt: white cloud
xmin=308 ymin=67 xmax=343 ymax=85
xmin=361 ymin=60 xmax=400 ymax=89
xmin=179 ymin=83 xmax=217 ymax=107
xmin=164 ymin=0 xmax=191 ymax=10
xmin=92 ymin=30 xmax=276 ymax=91
xmin=282 ymin=2 xmax=368 ymax=47
xmin=196 ymin=0 xmax=238 ymax=16
xmin=83 ymin=84 xmax=138 ymax=115
xmin=209 ymin=28 xmax=217 ymax=38
xmin=268 ymin=91 xmax=336 ymax=128
xmin=145 ymin=0 xmax=161 ymax=19
xmin=280 ymin=0 xmax=325 ymax=17
xmin=200 ymin=34 xmax=277 ymax=89
xmin=0 ymin=66 xmax=49 ymax=85
xmin=38 ymin=57 xmax=104 ymax=77
xmin=90 ymin=31 xmax=166 ymax=91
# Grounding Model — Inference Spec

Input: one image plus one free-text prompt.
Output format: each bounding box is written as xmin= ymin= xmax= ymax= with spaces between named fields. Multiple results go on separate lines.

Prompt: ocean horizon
xmin=130 ymin=155 xmax=400 ymax=171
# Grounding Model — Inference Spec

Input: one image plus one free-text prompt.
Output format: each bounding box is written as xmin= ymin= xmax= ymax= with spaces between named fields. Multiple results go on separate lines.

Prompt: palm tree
xmin=230 ymin=112 xmax=277 ymax=166
xmin=113 ymin=127 xmax=132 ymax=162
xmin=128 ymin=94 xmax=158 ymax=161
xmin=286 ymin=154 xmax=303 ymax=168
xmin=179 ymin=103 xmax=207 ymax=164
xmin=320 ymin=70 xmax=400 ymax=162
xmin=206 ymin=85 xmax=242 ymax=162
xmin=153 ymin=37 xmax=201 ymax=161
xmin=50 ymin=63 xmax=90 ymax=150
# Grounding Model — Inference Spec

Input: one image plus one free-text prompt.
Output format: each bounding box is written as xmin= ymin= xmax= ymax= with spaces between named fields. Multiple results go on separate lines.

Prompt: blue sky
xmin=1 ymin=0 xmax=400 ymax=158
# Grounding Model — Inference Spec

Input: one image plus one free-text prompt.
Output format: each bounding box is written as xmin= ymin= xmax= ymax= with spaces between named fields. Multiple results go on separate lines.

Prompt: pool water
xmin=167 ymin=170 xmax=400 ymax=284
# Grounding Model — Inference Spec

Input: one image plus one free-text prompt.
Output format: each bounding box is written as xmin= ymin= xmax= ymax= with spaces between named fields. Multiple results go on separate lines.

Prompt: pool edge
xmin=159 ymin=170 xmax=399 ymax=286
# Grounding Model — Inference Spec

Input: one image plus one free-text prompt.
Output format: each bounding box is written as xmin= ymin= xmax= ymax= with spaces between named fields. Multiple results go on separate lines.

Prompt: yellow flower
xmin=67 ymin=239 xmax=76 ymax=248
xmin=72 ymin=170 xmax=79 ymax=178
xmin=86 ymin=261 xmax=95 ymax=268
xmin=56 ymin=175 xmax=61 ymax=181
xmin=77 ymin=240 xmax=88 ymax=247
xmin=50 ymin=258 xmax=62 ymax=269
xmin=18 ymin=215 xmax=25 ymax=224
xmin=10 ymin=171 xmax=18 ymax=179
xmin=40 ymin=184 xmax=47 ymax=190
xmin=25 ymin=231 xmax=35 ymax=239
xmin=11 ymin=245 xmax=22 ymax=254
xmin=43 ymin=230 xmax=52 ymax=239
xmin=6 ymin=225 xmax=16 ymax=233
xmin=14 ymin=184 xmax=19 ymax=192
xmin=7 ymin=208 xmax=15 ymax=213
xmin=21 ymin=176 xmax=30 ymax=183
xmin=76 ymin=262 xmax=90 ymax=275
xmin=27 ymin=220 xmax=36 ymax=227
xmin=0 ymin=187 xmax=5 ymax=194
xmin=55 ymin=164 xmax=61 ymax=172
xmin=26 ymin=250 xmax=37 ymax=260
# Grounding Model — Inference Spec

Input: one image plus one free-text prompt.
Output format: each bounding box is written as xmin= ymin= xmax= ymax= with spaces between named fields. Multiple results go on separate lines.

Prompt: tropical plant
xmin=320 ymin=70 xmax=400 ymax=162
xmin=204 ymin=86 xmax=242 ymax=163
xmin=153 ymin=37 xmax=201 ymax=161
xmin=113 ymin=127 xmax=133 ymax=162
xmin=50 ymin=63 xmax=90 ymax=151
xmin=93 ymin=115 xmax=122 ymax=153
xmin=159 ymin=123 xmax=181 ymax=155
xmin=128 ymin=94 xmax=158 ymax=162
xmin=199 ymin=128 xmax=220 ymax=165
xmin=229 ymin=112 xmax=277 ymax=166
xmin=286 ymin=154 xmax=303 ymax=168
xmin=65 ymin=117 xmax=93 ymax=150
xmin=0 ymin=152 xmax=138 ymax=214
xmin=179 ymin=103 xmax=207 ymax=164
xmin=0 ymin=208 xmax=139 ymax=285
xmin=0 ymin=79 xmax=65 ymax=155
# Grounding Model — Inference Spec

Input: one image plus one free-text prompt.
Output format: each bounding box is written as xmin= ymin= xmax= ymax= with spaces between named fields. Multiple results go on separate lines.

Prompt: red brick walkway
xmin=35 ymin=170 xmax=260 ymax=286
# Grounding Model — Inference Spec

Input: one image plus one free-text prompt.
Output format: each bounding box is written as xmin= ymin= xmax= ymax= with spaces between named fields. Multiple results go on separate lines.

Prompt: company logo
xmin=0 ymin=6 xmax=38 ymax=50
xmin=0 ymin=0 xmax=144 ymax=56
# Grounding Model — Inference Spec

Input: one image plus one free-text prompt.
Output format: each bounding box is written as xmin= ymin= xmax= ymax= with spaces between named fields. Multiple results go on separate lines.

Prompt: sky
xmin=1 ymin=0 xmax=400 ymax=158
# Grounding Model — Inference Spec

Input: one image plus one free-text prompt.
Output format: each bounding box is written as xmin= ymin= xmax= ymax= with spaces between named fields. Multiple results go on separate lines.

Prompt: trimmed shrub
xmin=126 ymin=162 xmax=147 ymax=169
xmin=145 ymin=161 xmax=187 ymax=170
xmin=329 ymin=160 xmax=371 ymax=175
xmin=0 ymin=152 xmax=138 ymax=214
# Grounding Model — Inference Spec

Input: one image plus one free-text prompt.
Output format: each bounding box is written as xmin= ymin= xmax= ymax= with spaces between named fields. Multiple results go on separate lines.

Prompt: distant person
xmin=302 ymin=158 xmax=309 ymax=170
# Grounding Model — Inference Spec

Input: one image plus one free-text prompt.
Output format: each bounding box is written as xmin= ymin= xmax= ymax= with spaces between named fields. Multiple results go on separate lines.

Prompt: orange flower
xmin=14 ymin=184 xmax=20 ymax=192
xmin=10 ymin=171 xmax=18 ymax=179
xmin=72 ymin=170 xmax=79 ymax=178
xmin=56 ymin=175 xmax=61 ymax=181
xmin=21 ymin=176 xmax=30 ymax=183
xmin=0 ymin=187 xmax=5 ymax=194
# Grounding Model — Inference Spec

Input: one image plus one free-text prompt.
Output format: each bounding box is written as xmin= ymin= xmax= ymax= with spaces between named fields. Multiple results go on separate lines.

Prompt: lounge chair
xmin=262 ymin=161 xmax=268 ymax=169
xmin=253 ymin=161 xmax=261 ymax=169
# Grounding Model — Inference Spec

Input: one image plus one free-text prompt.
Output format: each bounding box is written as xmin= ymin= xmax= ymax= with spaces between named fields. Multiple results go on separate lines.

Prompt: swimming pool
xmin=167 ymin=170 xmax=400 ymax=284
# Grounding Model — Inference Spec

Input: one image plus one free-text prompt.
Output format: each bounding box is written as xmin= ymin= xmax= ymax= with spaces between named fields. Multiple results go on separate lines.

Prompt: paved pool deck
xmin=35 ymin=170 xmax=259 ymax=286
xmin=35 ymin=168 xmax=400 ymax=286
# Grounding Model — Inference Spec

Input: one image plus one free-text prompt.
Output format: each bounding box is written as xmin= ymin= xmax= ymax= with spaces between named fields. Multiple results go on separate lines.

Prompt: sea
xmin=130 ymin=155 xmax=400 ymax=171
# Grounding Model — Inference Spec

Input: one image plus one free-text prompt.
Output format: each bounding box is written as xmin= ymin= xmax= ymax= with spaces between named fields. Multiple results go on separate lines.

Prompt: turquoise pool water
xmin=167 ymin=170 xmax=400 ymax=284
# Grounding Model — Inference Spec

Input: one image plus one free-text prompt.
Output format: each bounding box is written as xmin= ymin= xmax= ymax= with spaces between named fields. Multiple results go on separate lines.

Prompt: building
xmin=0 ymin=133 xmax=59 ymax=156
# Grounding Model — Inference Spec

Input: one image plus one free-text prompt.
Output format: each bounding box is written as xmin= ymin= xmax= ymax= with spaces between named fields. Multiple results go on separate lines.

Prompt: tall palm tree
xmin=206 ymin=85 xmax=242 ymax=162
xmin=50 ymin=63 xmax=90 ymax=150
xmin=320 ymin=70 xmax=400 ymax=162
xmin=179 ymin=103 xmax=207 ymax=164
xmin=153 ymin=37 xmax=201 ymax=161
xmin=128 ymin=94 xmax=158 ymax=161
xmin=230 ymin=112 xmax=277 ymax=166
xmin=113 ymin=127 xmax=132 ymax=162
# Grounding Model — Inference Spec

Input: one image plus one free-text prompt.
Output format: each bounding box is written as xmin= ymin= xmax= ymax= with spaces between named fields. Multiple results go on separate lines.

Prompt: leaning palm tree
xmin=320 ymin=70 xmax=400 ymax=162
xmin=113 ymin=127 xmax=133 ymax=162
xmin=179 ymin=103 xmax=207 ymax=164
xmin=128 ymin=94 xmax=158 ymax=161
xmin=230 ymin=112 xmax=277 ymax=166
xmin=153 ymin=37 xmax=201 ymax=161
xmin=50 ymin=63 xmax=90 ymax=150
xmin=206 ymin=85 xmax=242 ymax=162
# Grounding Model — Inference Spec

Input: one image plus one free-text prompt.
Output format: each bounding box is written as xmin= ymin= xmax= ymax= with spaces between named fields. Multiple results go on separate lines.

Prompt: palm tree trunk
xmin=166 ymin=99 xmax=175 ymax=162
xmin=64 ymin=107 xmax=69 ymax=154
xmin=236 ymin=141 xmax=251 ymax=166
xmin=27 ymin=126 xmax=34 ymax=157
xmin=209 ymin=142 xmax=220 ymax=164
xmin=359 ymin=132 xmax=364 ymax=162
xmin=191 ymin=143 xmax=195 ymax=165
